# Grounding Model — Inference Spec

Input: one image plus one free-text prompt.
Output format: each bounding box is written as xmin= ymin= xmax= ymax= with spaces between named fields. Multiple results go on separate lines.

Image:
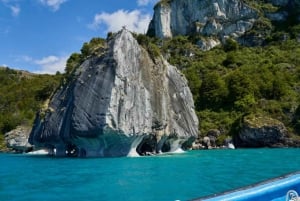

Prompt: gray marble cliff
xmin=29 ymin=29 xmax=199 ymax=157
xmin=147 ymin=0 xmax=299 ymax=50
xmin=147 ymin=0 xmax=258 ymax=50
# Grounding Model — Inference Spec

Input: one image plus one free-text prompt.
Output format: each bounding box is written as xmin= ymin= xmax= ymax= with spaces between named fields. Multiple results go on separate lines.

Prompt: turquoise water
xmin=0 ymin=148 xmax=300 ymax=201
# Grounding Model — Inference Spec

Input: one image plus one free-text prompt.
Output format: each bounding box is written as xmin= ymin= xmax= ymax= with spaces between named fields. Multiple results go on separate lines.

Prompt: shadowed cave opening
xmin=161 ymin=141 xmax=171 ymax=152
xmin=136 ymin=136 xmax=157 ymax=156
xmin=136 ymin=135 xmax=172 ymax=156
xmin=63 ymin=145 xmax=91 ymax=157
xmin=66 ymin=144 xmax=79 ymax=157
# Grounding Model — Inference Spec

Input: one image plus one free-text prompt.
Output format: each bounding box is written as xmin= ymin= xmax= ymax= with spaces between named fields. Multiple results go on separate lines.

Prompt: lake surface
xmin=0 ymin=148 xmax=300 ymax=201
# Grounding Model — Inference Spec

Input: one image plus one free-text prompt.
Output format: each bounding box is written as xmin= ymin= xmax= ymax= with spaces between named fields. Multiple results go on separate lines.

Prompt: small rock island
xmin=29 ymin=29 xmax=199 ymax=157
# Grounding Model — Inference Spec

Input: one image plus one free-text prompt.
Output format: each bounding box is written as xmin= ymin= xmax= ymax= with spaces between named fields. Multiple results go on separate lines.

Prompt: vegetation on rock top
xmin=243 ymin=114 xmax=284 ymax=128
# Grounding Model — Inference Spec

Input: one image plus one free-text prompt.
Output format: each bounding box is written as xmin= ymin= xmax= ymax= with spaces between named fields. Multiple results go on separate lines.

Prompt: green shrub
xmin=223 ymin=38 xmax=239 ymax=52
xmin=197 ymin=72 xmax=228 ymax=110
xmin=65 ymin=53 xmax=81 ymax=75
xmin=80 ymin=37 xmax=106 ymax=59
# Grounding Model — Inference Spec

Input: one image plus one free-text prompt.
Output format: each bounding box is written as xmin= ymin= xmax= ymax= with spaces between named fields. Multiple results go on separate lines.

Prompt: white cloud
xmin=9 ymin=5 xmax=20 ymax=16
xmin=34 ymin=55 xmax=68 ymax=74
xmin=15 ymin=54 xmax=68 ymax=74
xmin=39 ymin=0 xmax=67 ymax=11
xmin=137 ymin=0 xmax=157 ymax=6
xmin=89 ymin=9 xmax=151 ymax=34
xmin=1 ymin=0 xmax=20 ymax=17
xmin=35 ymin=55 xmax=59 ymax=65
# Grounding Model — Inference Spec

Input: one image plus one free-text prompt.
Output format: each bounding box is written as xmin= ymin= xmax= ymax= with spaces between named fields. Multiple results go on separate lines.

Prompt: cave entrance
xmin=136 ymin=136 xmax=157 ymax=156
xmin=66 ymin=144 xmax=78 ymax=157
xmin=161 ymin=141 xmax=171 ymax=152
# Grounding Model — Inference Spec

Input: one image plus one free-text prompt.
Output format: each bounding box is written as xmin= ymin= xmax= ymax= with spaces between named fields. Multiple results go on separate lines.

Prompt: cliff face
xmin=29 ymin=29 xmax=199 ymax=157
xmin=147 ymin=0 xmax=257 ymax=43
xmin=147 ymin=0 xmax=300 ymax=49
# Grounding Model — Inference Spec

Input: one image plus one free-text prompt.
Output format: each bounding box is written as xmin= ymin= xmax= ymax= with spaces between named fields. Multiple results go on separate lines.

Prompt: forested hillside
xmin=133 ymin=0 xmax=300 ymax=146
xmin=0 ymin=67 xmax=61 ymax=149
xmin=166 ymin=36 xmax=299 ymax=138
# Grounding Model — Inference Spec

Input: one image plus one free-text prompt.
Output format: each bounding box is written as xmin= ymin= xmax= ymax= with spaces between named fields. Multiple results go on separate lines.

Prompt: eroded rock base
xmin=45 ymin=134 xmax=193 ymax=158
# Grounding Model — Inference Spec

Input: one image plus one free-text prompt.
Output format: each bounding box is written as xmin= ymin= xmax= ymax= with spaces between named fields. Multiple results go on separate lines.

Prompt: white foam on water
xmin=156 ymin=139 xmax=186 ymax=156
xmin=169 ymin=139 xmax=184 ymax=153
xmin=157 ymin=148 xmax=186 ymax=157
xmin=26 ymin=149 xmax=49 ymax=155
xmin=170 ymin=148 xmax=185 ymax=154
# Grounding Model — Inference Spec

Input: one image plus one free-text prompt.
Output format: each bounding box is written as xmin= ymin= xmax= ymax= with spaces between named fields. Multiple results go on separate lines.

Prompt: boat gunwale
xmin=191 ymin=171 xmax=300 ymax=201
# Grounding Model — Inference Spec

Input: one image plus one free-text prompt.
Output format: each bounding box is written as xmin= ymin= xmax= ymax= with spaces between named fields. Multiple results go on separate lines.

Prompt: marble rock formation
xmin=29 ymin=29 xmax=199 ymax=157
xmin=147 ymin=0 xmax=300 ymax=50
xmin=147 ymin=0 xmax=258 ymax=50
xmin=5 ymin=126 xmax=33 ymax=153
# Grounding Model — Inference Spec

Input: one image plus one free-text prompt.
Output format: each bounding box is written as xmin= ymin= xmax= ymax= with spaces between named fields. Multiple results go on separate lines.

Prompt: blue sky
xmin=0 ymin=0 xmax=158 ymax=74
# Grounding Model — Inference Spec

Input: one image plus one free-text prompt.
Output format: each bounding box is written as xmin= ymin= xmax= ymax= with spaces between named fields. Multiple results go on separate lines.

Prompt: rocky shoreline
xmin=3 ymin=114 xmax=300 ymax=154
xmin=192 ymin=114 xmax=300 ymax=150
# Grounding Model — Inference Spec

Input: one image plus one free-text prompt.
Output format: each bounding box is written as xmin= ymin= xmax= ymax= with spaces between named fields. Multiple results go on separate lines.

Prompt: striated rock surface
xmin=235 ymin=115 xmax=292 ymax=147
xmin=29 ymin=29 xmax=199 ymax=157
xmin=147 ymin=0 xmax=258 ymax=49
xmin=5 ymin=126 xmax=33 ymax=153
xmin=147 ymin=0 xmax=300 ymax=49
